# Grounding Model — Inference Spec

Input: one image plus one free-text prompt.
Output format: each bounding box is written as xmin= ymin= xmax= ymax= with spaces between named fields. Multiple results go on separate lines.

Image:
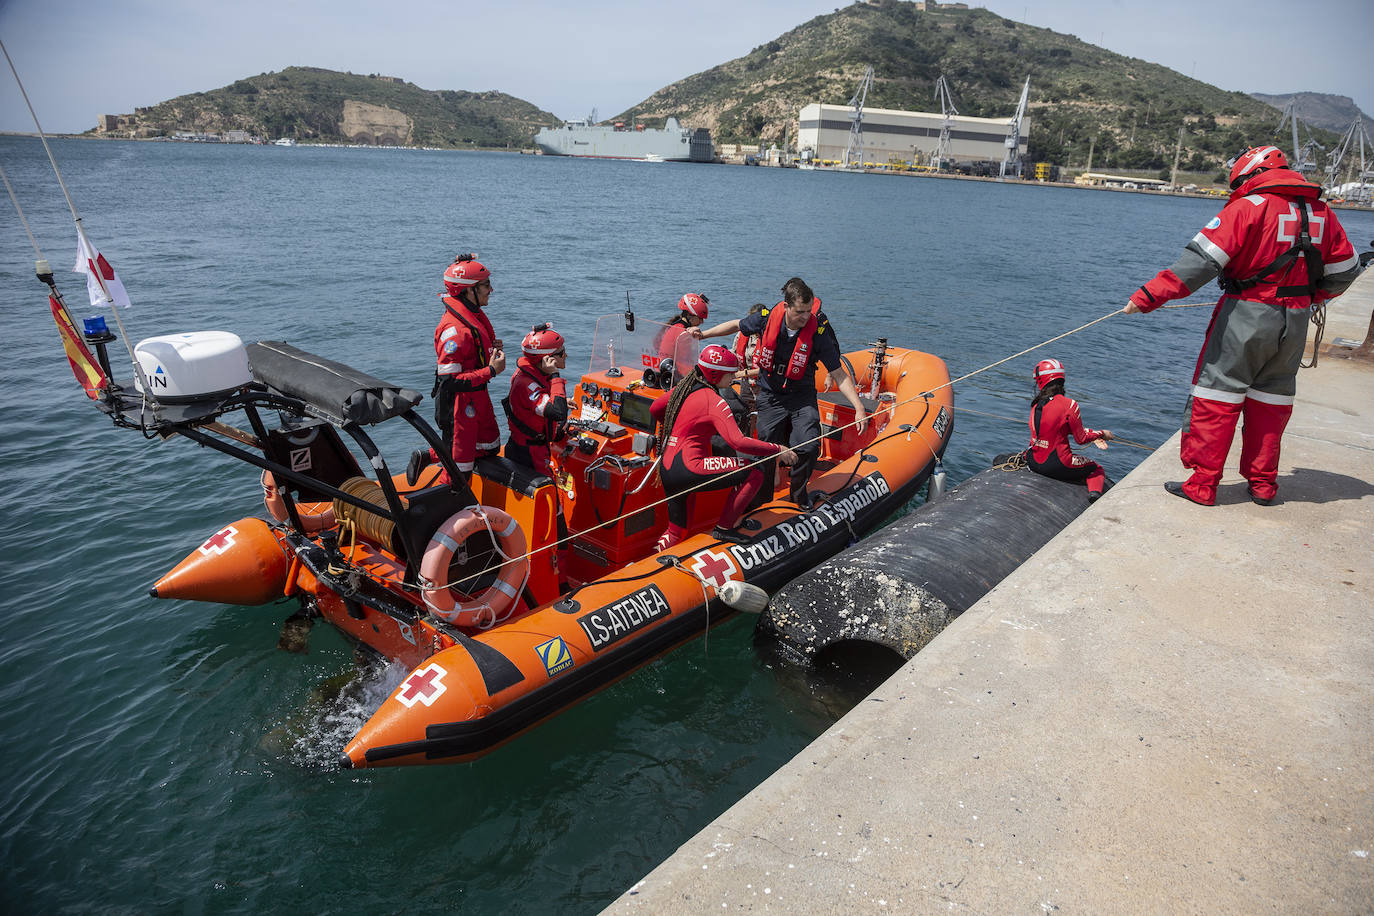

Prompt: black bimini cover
xmin=247 ymin=341 xmax=422 ymax=426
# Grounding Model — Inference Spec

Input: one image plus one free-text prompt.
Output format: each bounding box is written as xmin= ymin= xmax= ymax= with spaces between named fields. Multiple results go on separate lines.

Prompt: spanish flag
xmin=49 ymin=293 xmax=108 ymax=399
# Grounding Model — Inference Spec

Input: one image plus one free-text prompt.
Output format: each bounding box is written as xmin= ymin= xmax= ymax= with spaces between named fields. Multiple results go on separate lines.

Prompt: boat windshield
xmin=587 ymin=314 xmax=701 ymax=378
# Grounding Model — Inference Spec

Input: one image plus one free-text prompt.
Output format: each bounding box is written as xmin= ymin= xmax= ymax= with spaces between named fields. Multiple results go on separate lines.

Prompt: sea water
xmin=2 ymin=137 xmax=1370 ymax=913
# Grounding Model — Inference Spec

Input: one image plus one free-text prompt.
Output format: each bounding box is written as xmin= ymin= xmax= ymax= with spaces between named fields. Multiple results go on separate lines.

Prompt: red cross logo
xmin=198 ymin=525 xmax=238 ymax=556
xmin=1277 ymin=203 xmax=1325 ymax=244
xmin=396 ymin=662 xmax=447 ymax=708
xmin=690 ymin=548 xmax=739 ymax=589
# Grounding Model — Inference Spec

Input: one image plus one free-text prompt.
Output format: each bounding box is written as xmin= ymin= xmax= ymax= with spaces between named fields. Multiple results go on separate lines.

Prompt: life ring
xmin=421 ymin=506 xmax=528 ymax=628
xmin=261 ymin=470 xmax=336 ymax=533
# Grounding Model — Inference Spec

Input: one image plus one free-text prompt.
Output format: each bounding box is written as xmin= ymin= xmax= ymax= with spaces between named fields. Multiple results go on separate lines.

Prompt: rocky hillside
xmin=615 ymin=0 xmax=1334 ymax=174
xmin=92 ymin=67 xmax=556 ymax=148
xmin=1249 ymin=91 xmax=1373 ymax=135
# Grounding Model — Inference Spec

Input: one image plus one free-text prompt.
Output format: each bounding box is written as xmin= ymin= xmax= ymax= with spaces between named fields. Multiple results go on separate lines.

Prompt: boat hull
xmin=340 ymin=347 xmax=953 ymax=767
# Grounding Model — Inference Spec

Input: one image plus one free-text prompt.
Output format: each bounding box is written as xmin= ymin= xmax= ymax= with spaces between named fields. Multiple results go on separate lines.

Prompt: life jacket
xmin=754 ymin=298 xmax=821 ymax=387
xmin=1220 ymin=170 xmax=1326 ymax=301
xmin=501 ymin=358 xmax=565 ymax=447
xmin=1219 ymin=202 xmax=1324 ymax=300
xmin=432 ymin=294 xmax=492 ymax=393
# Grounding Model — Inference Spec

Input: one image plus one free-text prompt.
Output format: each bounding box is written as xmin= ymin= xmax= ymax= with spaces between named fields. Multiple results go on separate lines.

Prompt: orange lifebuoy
xmin=421 ymin=506 xmax=528 ymax=628
xmin=261 ymin=470 xmax=336 ymax=533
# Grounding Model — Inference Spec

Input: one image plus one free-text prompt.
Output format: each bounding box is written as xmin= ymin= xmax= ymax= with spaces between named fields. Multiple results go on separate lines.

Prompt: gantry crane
xmin=1277 ymin=98 xmax=1323 ymax=174
xmin=932 ymin=75 xmax=958 ymax=171
xmin=843 ymin=66 xmax=875 ymax=169
xmin=1000 ymin=77 xmax=1031 ymax=179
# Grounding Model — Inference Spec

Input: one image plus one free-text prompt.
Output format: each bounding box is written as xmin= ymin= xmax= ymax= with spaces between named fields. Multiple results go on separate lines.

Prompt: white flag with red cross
xmin=73 ymin=225 xmax=132 ymax=309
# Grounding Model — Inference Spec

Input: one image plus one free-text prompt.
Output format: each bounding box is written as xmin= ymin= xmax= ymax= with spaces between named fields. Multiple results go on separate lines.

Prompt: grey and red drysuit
xmin=432 ymin=294 xmax=501 ymax=473
xmin=650 ymin=381 xmax=783 ymax=549
xmin=503 ymin=356 xmax=569 ymax=478
xmin=1129 ymin=168 xmax=1359 ymax=504
xmin=1027 ymin=395 xmax=1109 ymax=497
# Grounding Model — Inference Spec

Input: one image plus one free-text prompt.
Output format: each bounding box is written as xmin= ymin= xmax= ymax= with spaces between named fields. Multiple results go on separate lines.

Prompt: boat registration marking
xmin=577 ymin=585 xmax=672 ymax=652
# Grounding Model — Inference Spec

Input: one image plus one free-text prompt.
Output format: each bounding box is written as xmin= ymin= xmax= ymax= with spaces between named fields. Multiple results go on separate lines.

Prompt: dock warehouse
xmin=797 ymin=102 xmax=1029 ymax=166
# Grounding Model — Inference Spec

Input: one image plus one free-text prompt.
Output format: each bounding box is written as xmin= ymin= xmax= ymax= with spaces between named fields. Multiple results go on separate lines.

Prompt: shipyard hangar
xmin=798 ymin=103 xmax=1030 ymax=169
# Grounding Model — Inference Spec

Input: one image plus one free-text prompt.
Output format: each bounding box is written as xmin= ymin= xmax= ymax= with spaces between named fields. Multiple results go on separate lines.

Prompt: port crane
xmin=1276 ymin=98 xmax=1323 ymax=174
xmin=1000 ymin=77 xmax=1031 ymax=179
xmin=932 ymin=75 xmax=958 ymax=171
xmin=1326 ymin=116 xmax=1373 ymax=203
xmin=843 ymin=66 xmax=875 ymax=169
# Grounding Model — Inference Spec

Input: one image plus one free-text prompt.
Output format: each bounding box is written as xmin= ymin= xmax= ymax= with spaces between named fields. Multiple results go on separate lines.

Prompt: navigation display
xmin=617 ymin=392 xmax=658 ymax=434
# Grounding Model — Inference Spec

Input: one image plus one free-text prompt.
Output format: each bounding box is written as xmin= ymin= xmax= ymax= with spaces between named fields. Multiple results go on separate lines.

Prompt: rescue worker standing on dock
xmin=692 ymin=278 xmax=866 ymax=509
xmin=1124 ymin=146 xmax=1359 ymax=506
xmin=414 ymin=254 xmax=506 ymax=485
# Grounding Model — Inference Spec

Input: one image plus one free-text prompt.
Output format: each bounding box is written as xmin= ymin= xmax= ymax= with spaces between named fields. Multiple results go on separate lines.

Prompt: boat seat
xmin=395 ymin=484 xmax=476 ymax=575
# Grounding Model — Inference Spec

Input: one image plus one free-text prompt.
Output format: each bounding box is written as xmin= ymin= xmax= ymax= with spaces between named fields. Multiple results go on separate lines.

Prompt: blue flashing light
xmin=83 ymin=315 xmax=109 ymax=336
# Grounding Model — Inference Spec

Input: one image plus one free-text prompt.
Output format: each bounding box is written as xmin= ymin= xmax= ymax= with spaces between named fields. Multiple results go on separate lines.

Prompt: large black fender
xmin=758 ymin=466 xmax=1092 ymax=665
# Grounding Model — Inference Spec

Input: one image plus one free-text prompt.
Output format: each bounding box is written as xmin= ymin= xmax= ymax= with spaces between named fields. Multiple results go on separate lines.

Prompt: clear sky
xmin=0 ymin=0 xmax=1369 ymax=135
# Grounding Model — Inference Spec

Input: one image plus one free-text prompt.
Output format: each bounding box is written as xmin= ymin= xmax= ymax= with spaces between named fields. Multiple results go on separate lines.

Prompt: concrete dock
xmin=609 ymin=272 xmax=1374 ymax=913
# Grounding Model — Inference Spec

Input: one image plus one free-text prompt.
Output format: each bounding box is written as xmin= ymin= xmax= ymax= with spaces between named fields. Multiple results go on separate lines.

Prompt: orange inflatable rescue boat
xmin=74 ymin=313 xmax=952 ymax=768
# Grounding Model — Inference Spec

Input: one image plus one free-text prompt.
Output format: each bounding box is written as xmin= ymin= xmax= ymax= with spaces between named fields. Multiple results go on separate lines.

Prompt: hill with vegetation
xmin=92 ymin=67 xmax=557 ymax=148
xmin=615 ymin=0 xmax=1341 ymax=176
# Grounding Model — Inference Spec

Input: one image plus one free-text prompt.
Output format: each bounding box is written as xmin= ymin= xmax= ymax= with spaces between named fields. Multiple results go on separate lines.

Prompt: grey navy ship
xmin=535 ymin=116 xmax=713 ymax=162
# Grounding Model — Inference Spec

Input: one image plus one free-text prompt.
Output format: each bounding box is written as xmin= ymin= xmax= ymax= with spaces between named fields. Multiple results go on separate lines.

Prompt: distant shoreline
xmin=3 ymin=132 xmax=1368 ymax=211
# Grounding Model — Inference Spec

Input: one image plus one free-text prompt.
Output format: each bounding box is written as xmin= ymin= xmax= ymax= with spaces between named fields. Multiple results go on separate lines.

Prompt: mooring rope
xmin=403 ymin=302 xmax=1181 ymax=590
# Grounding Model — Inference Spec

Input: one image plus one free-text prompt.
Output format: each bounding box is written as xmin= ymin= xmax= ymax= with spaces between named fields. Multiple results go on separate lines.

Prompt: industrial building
xmin=797 ymin=102 xmax=1030 ymax=168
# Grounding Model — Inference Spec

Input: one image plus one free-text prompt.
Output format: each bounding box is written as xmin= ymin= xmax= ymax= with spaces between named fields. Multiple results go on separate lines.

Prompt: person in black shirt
xmin=691 ymin=277 xmax=866 ymax=508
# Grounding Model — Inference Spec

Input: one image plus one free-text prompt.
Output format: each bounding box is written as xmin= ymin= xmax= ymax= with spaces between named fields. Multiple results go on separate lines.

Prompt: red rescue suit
xmin=434 ymin=295 xmax=500 ymax=472
xmin=503 ymin=356 xmax=569 ymax=478
xmin=1027 ymin=395 xmax=1108 ymax=497
xmin=1130 ymin=168 xmax=1358 ymax=504
xmin=650 ymin=383 xmax=781 ymax=546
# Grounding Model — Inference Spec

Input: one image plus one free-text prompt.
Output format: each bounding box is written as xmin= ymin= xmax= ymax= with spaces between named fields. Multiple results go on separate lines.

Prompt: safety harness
xmin=1218 ymin=200 xmax=1325 ymax=301
xmin=1218 ymin=198 xmax=1328 ymax=367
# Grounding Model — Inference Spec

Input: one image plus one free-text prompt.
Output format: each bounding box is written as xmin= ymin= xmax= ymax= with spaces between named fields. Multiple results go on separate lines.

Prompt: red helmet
xmin=697 ymin=343 xmax=740 ymax=384
xmin=1033 ymin=358 xmax=1065 ymax=390
xmin=522 ymin=322 xmax=565 ymax=357
xmin=1228 ymin=146 xmax=1288 ymax=190
xmin=443 ymin=255 xmax=490 ymax=294
xmin=678 ymin=293 xmax=709 ymax=320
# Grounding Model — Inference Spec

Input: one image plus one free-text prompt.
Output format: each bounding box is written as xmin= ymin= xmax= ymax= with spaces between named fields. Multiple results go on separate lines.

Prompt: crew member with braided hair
xmin=650 ymin=345 xmax=797 ymax=549
xmin=1025 ymin=359 xmax=1114 ymax=502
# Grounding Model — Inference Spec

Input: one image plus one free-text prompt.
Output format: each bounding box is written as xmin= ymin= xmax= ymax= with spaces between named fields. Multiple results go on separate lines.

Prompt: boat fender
xmin=717 ymin=580 xmax=768 ymax=614
xmin=261 ymin=470 xmax=336 ymax=533
xmin=760 ymin=467 xmax=1090 ymax=665
xmin=926 ymin=460 xmax=947 ymax=502
xmin=421 ymin=507 xmax=528 ymax=628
